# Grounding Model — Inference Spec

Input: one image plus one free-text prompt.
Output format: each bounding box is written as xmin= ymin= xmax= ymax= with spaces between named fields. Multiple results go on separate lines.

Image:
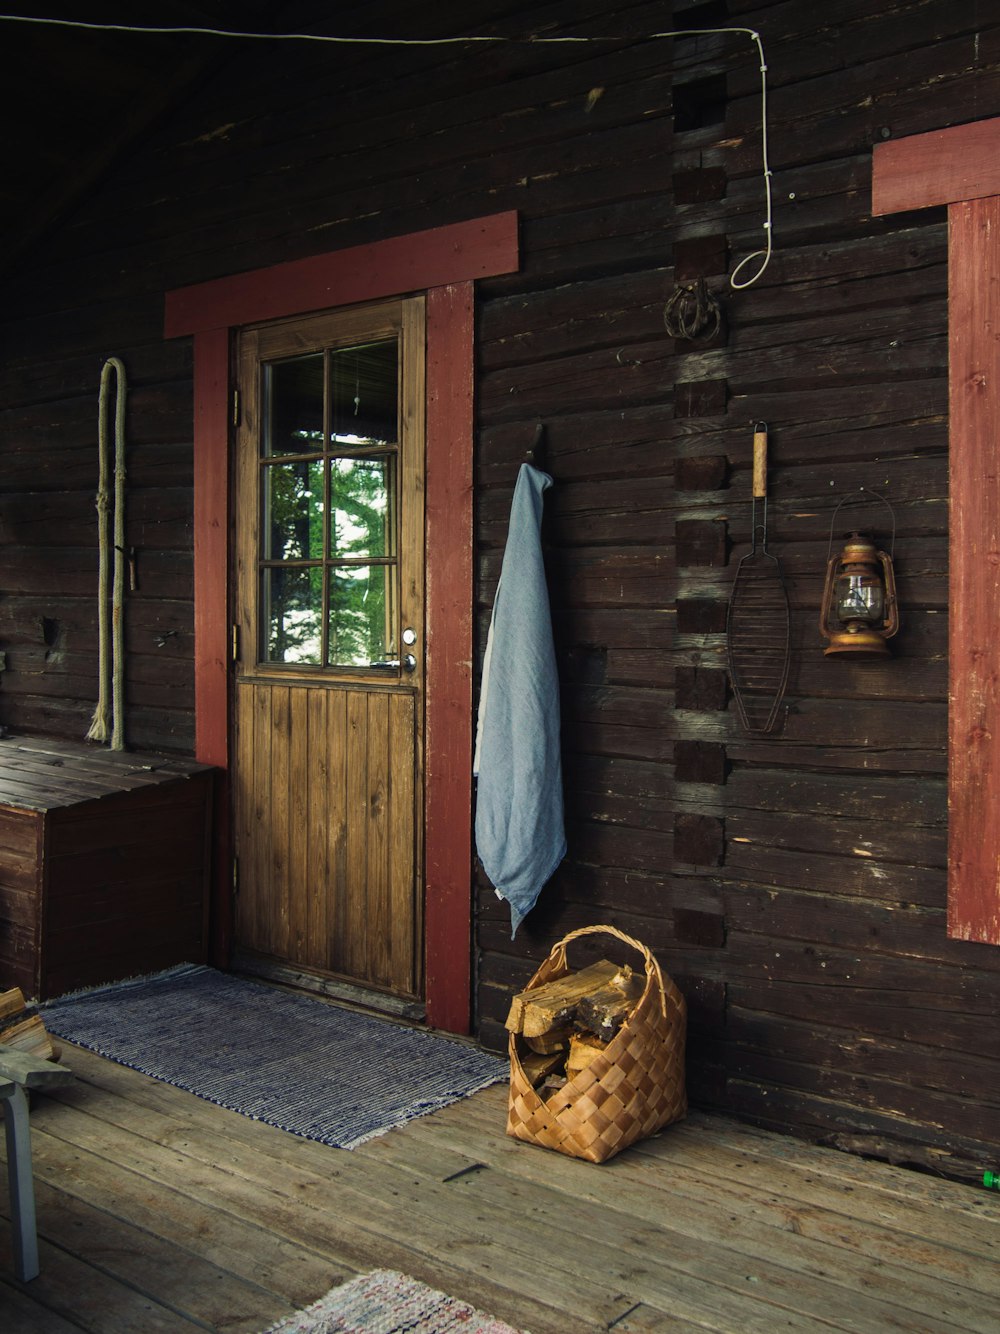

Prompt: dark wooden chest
xmin=0 ymin=736 xmax=213 ymax=999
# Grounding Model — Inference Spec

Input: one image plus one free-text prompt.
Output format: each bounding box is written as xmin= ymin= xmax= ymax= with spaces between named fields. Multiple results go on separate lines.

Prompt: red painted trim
xmin=947 ymin=199 xmax=1000 ymax=945
xmin=424 ymin=283 xmax=475 ymax=1034
xmin=166 ymin=214 xmax=519 ymax=1022
xmin=192 ymin=328 xmax=233 ymax=968
xmin=192 ymin=328 xmax=231 ymax=770
xmin=872 ymin=117 xmax=1000 ymax=215
xmin=166 ymin=212 xmax=519 ymax=337
xmin=873 ymin=130 xmax=1000 ymax=946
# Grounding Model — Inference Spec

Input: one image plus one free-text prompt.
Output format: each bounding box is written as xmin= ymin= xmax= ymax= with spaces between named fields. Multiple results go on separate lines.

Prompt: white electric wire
xmin=728 ymin=30 xmax=772 ymax=289
xmin=0 ymin=14 xmax=773 ymax=287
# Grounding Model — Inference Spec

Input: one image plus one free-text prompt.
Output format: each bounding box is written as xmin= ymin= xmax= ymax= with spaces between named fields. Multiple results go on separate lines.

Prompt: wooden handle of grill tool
xmin=752 ymin=423 xmax=768 ymax=500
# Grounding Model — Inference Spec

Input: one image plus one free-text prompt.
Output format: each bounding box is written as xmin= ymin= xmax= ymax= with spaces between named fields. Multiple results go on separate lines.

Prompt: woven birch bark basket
xmin=507 ymin=924 xmax=687 ymax=1163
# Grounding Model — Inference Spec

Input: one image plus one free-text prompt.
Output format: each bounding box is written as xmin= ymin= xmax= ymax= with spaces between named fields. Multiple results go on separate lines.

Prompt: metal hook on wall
xmin=526 ymin=421 xmax=548 ymax=473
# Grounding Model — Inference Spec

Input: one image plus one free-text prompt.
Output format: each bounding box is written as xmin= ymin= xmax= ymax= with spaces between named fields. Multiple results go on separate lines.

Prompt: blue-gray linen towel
xmin=474 ymin=462 xmax=566 ymax=935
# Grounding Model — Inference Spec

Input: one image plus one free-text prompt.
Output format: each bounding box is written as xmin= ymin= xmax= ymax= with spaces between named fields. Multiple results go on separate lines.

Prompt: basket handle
xmin=545 ymin=924 xmax=668 ymax=1019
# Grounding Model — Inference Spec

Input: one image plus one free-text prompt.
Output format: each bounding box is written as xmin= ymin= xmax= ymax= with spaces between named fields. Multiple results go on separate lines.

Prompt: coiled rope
xmin=86 ymin=357 xmax=127 ymax=749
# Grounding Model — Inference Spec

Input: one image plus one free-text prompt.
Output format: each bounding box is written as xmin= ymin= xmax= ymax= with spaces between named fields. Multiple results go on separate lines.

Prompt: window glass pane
xmin=264 ymin=354 xmax=324 ymax=455
xmin=330 ymin=341 xmax=397 ymax=447
xmin=328 ymin=565 xmax=396 ymax=668
xmin=263 ymin=567 xmax=323 ymax=664
xmin=263 ymin=460 xmax=325 ymax=561
xmin=329 ymin=456 xmax=396 ymax=559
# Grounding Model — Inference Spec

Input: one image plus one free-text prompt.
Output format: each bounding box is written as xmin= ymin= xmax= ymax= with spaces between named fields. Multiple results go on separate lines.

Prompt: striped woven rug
xmin=264 ymin=1270 xmax=525 ymax=1333
xmin=43 ymin=965 xmax=506 ymax=1148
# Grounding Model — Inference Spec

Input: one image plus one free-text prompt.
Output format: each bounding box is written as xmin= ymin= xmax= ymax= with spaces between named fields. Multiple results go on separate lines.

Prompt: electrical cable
xmin=0 ymin=14 xmax=773 ymax=288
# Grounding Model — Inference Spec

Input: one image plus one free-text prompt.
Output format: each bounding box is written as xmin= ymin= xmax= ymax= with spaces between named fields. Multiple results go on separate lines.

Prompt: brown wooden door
xmin=231 ymin=298 xmax=425 ymax=1002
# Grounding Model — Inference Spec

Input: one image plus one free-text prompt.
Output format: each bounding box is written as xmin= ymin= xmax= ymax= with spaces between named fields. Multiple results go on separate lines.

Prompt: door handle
xmin=402 ymin=654 xmax=417 ymax=673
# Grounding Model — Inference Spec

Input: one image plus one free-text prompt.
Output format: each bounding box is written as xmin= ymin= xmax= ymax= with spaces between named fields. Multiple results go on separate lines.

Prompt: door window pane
xmin=263 ymin=566 xmax=323 ymax=664
xmin=265 ymin=355 xmax=324 ymax=455
xmin=329 ymin=456 xmax=396 ymax=560
xmin=257 ymin=336 xmax=400 ymax=671
xmin=328 ymin=566 xmax=395 ymax=668
xmin=330 ymin=342 xmax=398 ymax=447
xmin=263 ymin=460 xmax=325 ymax=560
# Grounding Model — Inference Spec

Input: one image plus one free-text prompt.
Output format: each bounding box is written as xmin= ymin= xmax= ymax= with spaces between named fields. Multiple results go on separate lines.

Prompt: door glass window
xmin=258 ymin=339 xmax=400 ymax=670
xmin=265 ymin=354 xmax=324 ymax=455
xmin=329 ymin=456 xmax=396 ymax=560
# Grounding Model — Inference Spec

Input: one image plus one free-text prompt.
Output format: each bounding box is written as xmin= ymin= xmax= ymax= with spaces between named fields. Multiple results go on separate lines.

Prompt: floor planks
xmin=1 ymin=1041 xmax=997 ymax=1332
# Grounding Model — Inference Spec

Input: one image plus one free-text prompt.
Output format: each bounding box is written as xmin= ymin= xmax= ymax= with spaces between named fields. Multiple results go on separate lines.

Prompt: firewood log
xmin=505 ymin=960 xmax=622 ymax=1037
xmin=0 ymin=1014 xmax=56 ymax=1062
xmin=566 ymin=1032 xmax=610 ymax=1076
xmin=0 ymin=987 xmax=27 ymax=1022
xmin=523 ymin=1027 xmax=572 ymax=1055
xmin=537 ymin=1073 xmax=568 ymax=1103
xmin=520 ymin=1049 xmax=566 ymax=1088
xmin=576 ymin=968 xmax=644 ymax=1041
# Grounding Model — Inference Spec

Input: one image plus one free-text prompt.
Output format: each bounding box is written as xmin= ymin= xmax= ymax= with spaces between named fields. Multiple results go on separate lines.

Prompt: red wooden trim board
xmin=424 ymin=283 xmax=476 ymax=1032
xmin=191 ymin=328 xmax=230 ymax=770
xmin=872 ymin=115 xmax=1000 ymax=216
xmin=873 ymin=122 xmax=1000 ymax=945
xmin=167 ymin=213 xmax=520 ymax=1025
xmin=946 ymin=199 xmax=1000 ymax=944
xmin=166 ymin=213 xmax=519 ymax=336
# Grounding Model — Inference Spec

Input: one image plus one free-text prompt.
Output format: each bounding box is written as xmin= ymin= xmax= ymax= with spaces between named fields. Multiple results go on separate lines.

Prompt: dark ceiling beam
xmin=0 ymin=3 xmax=285 ymax=277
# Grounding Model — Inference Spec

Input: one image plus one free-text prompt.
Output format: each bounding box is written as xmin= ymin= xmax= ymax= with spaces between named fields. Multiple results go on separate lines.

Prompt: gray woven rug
xmin=263 ymin=1270 xmax=526 ymax=1333
xmin=43 ymin=965 xmax=506 ymax=1148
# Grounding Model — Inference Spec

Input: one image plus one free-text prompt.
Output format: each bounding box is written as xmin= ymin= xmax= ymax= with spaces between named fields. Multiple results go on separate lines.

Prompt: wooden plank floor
xmin=1 ymin=1041 xmax=998 ymax=1332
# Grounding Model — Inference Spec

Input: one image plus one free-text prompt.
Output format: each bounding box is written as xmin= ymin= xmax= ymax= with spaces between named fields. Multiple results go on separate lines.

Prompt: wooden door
xmin=231 ymin=298 xmax=425 ymax=1002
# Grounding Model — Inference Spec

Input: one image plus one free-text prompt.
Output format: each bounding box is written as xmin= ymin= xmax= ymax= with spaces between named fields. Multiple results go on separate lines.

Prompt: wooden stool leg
xmin=2 ymin=1083 xmax=39 ymax=1282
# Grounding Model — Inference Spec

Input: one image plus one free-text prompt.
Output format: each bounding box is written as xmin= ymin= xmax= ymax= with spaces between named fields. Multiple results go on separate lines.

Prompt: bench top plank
xmin=0 ymin=1045 xmax=74 ymax=1088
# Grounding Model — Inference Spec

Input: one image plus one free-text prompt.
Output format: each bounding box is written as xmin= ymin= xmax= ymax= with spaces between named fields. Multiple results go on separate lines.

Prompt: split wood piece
xmin=0 ymin=1004 xmax=61 ymax=1063
xmin=536 ymin=1073 xmax=568 ymax=1102
xmin=577 ymin=970 xmax=645 ymax=1042
xmin=505 ymin=959 xmax=622 ymax=1037
xmin=0 ymin=1014 xmax=59 ymax=1062
xmin=566 ymin=1033 xmax=609 ymax=1076
xmin=0 ymin=987 xmax=26 ymax=1022
xmin=520 ymin=1050 xmax=566 ymax=1089
xmin=523 ymin=1027 xmax=572 ymax=1055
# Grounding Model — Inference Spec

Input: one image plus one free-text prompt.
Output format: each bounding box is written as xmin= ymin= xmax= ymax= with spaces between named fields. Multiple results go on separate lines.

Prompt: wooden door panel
xmin=273 ymin=685 xmax=293 ymax=959
xmin=286 ymin=686 xmax=310 ymax=961
xmin=365 ymin=691 xmax=391 ymax=987
xmin=232 ymin=297 xmax=425 ymax=1005
xmin=234 ymin=679 xmax=418 ymax=997
xmin=304 ymin=686 xmax=333 ymax=974
xmin=388 ymin=697 xmax=417 ymax=992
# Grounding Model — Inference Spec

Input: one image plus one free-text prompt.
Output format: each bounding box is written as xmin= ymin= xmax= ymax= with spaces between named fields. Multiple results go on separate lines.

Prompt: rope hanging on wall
xmin=86 ymin=356 xmax=127 ymax=750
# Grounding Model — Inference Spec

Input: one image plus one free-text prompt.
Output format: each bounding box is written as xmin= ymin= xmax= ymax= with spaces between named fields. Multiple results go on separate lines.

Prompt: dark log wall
xmin=0 ymin=0 xmax=998 ymax=1174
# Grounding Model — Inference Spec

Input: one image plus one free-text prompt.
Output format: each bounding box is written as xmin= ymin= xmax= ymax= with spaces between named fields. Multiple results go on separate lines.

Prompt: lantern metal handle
xmin=826 ymin=488 xmax=896 ymax=561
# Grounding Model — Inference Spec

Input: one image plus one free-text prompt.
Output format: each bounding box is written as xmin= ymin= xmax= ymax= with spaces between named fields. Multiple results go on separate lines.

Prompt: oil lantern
xmin=820 ymin=492 xmax=899 ymax=657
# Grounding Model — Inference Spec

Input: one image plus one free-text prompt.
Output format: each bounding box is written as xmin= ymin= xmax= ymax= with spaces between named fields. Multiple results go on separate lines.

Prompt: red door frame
xmin=873 ymin=120 xmax=1000 ymax=945
xmin=164 ymin=212 xmax=520 ymax=1029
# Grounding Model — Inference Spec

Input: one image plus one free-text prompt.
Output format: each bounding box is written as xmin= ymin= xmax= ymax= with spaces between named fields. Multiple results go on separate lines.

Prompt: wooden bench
xmin=0 ymin=1044 xmax=73 ymax=1281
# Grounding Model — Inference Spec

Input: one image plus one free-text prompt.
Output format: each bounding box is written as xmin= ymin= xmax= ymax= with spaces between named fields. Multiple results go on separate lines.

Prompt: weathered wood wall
xmin=476 ymin=0 xmax=1000 ymax=1177
xmin=0 ymin=0 xmax=997 ymax=1174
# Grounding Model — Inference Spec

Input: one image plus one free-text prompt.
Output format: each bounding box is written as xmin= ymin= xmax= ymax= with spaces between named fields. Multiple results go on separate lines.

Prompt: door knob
xmin=402 ymin=654 xmax=417 ymax=673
